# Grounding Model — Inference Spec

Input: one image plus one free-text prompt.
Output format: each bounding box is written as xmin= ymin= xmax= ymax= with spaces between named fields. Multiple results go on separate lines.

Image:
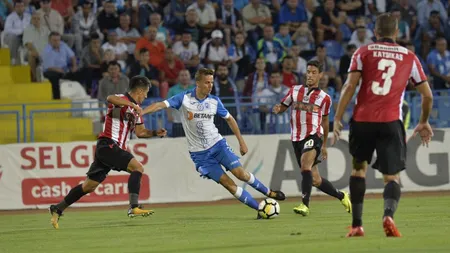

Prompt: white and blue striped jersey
xmin=164 ymin=88 xmax=231 ymax=152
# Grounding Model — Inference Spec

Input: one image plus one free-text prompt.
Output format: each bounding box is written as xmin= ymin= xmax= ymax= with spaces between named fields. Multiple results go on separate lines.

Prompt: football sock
xmin=57 ymin=184 xmax=86 ymax=211
xmin=383 ymin=181 xmax=401 ymax=218
xmin=247 ymin=173 xmax=270 ymax=196
xmin=350 ymin=176 xmax=366 ymax=227
xmin=233 ymin=186 xmax=259 ymax=210
xmin=128 ymin=171 xmax=142 ymax=209
xmin=316 ymin=177 xmax=345 ymax=200
xmin=301 ymin=170 xmax=313 ymax=207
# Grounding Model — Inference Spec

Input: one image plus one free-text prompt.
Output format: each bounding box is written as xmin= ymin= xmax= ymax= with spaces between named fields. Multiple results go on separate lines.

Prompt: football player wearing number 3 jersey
xmin=333 ymin=13 xmax=434 ymax=238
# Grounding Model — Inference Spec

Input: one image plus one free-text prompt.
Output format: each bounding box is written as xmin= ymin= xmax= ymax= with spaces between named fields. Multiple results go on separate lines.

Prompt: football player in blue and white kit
xmin=143 ymin=68 xmax=285 ymax=218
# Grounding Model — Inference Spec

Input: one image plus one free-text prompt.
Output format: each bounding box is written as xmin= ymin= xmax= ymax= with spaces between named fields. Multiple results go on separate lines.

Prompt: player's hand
xmin=272 ymin=104 xmax=281 ymax=114
xmin=413 ymin=122 xmax=433 ymax=147
xmin=321 ymin=146 xmax=328 ymax=160
xmin=132 ymin=104 xmax=143 ymax=116
xmin=332 ymin=120 xmax=344 ymax=145
xmin=239 ymin=142 xmax=248 ymax=156
xmin=156 ymin=128 xmax=167 ymax=138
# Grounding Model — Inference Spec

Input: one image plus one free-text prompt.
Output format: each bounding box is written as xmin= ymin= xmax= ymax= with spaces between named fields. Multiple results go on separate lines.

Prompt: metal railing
xmin=0 ymin=110 xmax=20 ymax=143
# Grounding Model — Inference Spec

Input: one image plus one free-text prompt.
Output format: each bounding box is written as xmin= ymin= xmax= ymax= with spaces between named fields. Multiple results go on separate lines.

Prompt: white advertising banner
xmin=0 ymin=129 xmax=449 ymax=210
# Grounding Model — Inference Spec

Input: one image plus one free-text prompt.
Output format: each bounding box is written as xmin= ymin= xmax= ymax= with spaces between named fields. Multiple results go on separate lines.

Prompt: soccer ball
xmin=258 ymin=198 xmax=280 ymax=219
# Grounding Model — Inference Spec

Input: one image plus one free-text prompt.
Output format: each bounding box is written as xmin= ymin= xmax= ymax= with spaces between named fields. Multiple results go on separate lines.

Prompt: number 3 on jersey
xmin=371 ymin=59 xmax=396 ymax=96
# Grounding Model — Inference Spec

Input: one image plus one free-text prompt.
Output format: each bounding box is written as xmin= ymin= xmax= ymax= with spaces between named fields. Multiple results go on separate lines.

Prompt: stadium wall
xmin=0 ymin=129 xmax=449 ymax=210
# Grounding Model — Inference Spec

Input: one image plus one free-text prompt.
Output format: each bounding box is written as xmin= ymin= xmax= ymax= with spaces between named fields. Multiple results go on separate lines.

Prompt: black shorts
xmin=349 ymin=119 xmax=406 ymax=175
xmin=292 ymin=134 xmax=323 ymax=168
xmin=87 ymin=138 xmax=134 ymax=183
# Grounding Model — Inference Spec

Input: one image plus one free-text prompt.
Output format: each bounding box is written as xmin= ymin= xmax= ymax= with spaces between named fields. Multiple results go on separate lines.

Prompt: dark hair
xmin=107 ymin=61 xmax=121 ymax=69
xmin=430 ymin=10 xmax=440 ymax=16
xmin=129 ymin=76 xmax=151 ymax=91
xmin=49 ymin=31 xmax=61 ymax=38
xmin=120 ymin=12 xmax=130 ymax=17
xmin=375 ymin=13 xmax=398 ymax=37
xmin=14 ymin=0 xmax=24 ymax=6
xmin=316 ymin=43 xmax=326 ymax=50
xmin=139 ymin=48 xmax=149 ymax=54
xmin=270 ymin=70 xmax=281 ymax=76
xmin=216 ymin=63 xmax=228 ymax=72
xmin=90 ymin=33 xmax=100 ymax=41
xmin=195 ymin=68 xmax=214 ymax=82
xmin=347 ymin=44 xmax=357 ymax=51
xmin=282 ymin=55 xmax=294 ymax=64
xmin=307 ymin=60 xmax=323 ymax=73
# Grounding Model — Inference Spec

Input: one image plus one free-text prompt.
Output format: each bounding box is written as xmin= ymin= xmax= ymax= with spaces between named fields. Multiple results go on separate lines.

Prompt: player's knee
xmin=383 ymin=174 xmax=400 ymax=184
xmin=352 ymin=158 xmax=367 ymax=171
xmin=82 ymin=180 xmax=99 ymax=193
xmin=232 ymin=167 xmax=249 ymax=181
xmin=312 ymin=174 xmax=322 ymax=187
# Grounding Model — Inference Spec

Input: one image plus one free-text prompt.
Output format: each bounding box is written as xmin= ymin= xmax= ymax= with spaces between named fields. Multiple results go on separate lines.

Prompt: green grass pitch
xmin=0 ymin=195 xmax=449 ymax=253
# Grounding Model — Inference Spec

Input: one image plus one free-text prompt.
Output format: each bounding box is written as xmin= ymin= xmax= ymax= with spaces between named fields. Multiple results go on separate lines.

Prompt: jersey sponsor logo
xmin=368 ymin=44 xmax=408 ymax=54
xmin=304 ymin=139 xmax=314 ymax=149
xmin=293 ymin=102 xmax=320 ymax=113
xmin=187 ymin=111 xmax=214 ymax=120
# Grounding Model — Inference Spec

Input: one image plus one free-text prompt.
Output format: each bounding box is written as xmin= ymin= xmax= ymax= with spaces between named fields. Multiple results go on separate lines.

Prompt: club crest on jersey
xmin=197 ymin=103 xmax=205 ymax=111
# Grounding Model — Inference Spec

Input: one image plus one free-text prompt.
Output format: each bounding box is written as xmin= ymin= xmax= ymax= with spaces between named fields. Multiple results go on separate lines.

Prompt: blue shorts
xmin=189 ymin=139 xmax=242 ymax=183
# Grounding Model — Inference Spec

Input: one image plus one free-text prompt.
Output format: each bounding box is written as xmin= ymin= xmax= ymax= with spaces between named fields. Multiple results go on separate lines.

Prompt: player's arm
xmin=416 ymin=81 xmax=433 ymax=124
xmin=134 ymin=124 xmax=167 ymax=138
xmin=273 ymin=87 xmax=293 ymax=114
xmin=142 ymin=101 xmax=168 ymax=114
xmin=143 ymin=93 xmax=184 ymax=115
xmin=107 ymin=94 xmax=141 ymax=113
xmin=224 ymin=115 xmax=248 ymax=156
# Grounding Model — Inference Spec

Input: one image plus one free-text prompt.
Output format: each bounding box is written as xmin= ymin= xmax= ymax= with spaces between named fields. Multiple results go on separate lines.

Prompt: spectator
xmin=4 ymin=0 xmax=31 ymax=64
xmin=289 ymin=44 xmax=307 ymax=79
xmin=101 ymin=29 xmax=128 ymax=70
xmin=97 ymin=61 xmax=129 ymax=102
xmin=148 ymin=13 xmax=172 ymax=46
xmin=100 ymin=49 xmax=115 ymax=77
xmin=72 ymin=0 xmax=102 ymax=54
xmin=233 ymin=0 xmax=248 ymax=11
xmin=280 ymin=55 xmax=298 ymax=88
xmin=318 ymin=73 xmax=335 ymax=130
xmin=116 ymin=13 xmax=140 ymax=65
xmin=51 ymin=0 xmax=74 ymax=26
xmin=199 ymin=29 xmax=230 ymax=70
xmin=228 ymin=31 xmax=255 ymax=81
xmin=339 ymin=44 xmax=357 ymax=82
xmin=417 ymin=0 xmax=447 ymax=26
xmin=310 ymin=0 xmax=343 ymax=44
xmin=167 ymin=69 xmax=195 ymax=137
xmin=166 ymin=0 xmax=192 ymax=29
xmin=242 ymin=0 xmax=272 ymax=48
xmin=279 ymin=0 xmax=308 ymax=32
xmin=348 ymin=26 xmax=373 ymax=48
xmin=81 ymin=33 xmax=103 ymax=92
xmin=128 ymin=48 xmax=161 ymax=97
xmin=427 ymin=37 xmax=450 ymax=89
xmin=187 ymin=0 xmax=217 ymax=34
xmin=275 ymin=23 xmax=292 ymax=49
xmin=23 ymin=12 xmax=50 ymax=81
xmin=291 ymin=22 xmax=314 ymax=51
xmin=211 ymin=63 xmax=239 ymax=136
xmin=256 ymin=26 xmax=286 ymax=72
xmin=159 ymin=47 xmax=185 ymax=87
xmin=367 ymin=0 xmax=387 ymax=16
xmin=37 ymin=0 xmax=74 ymax=51
xmin=177 ymin=9 xmax=205 ymax=45
xmin=216 ymin=0 xmax=243 ymax=46
xmin=173 ymin=31 xmax=200 ymax=76
xmin=390 ymin=7 xmax=410 ymax=45
xmin=0 ymin=0 xmax=13 ymax=30
xmin=394 ymin=0 xmax=417 ymax=36
xmin=404 ymin=41 xmax=429 ymax=76
xmin=336 ymin=0 xmax=364 ymax=19
xmin=138 ymin=0 xmax=163 ymax=32
xmin=257 ymin=70 xmax=289 ymax=134
xmin=23 ymin=0 xmax=35 ymax=15
xmin=415 ymin=10 xmax=450 ymax=59
xmin=349 ymin=16 xmax=374 ymax=42
xmin=42 ymin=32 xmax=81 ymax=99
xmin=310 ymin=44 xmax=342 ymax=91
xmin=97 ymin=0 xmax=119 ymax=37
xmin=135 ymin=26 xmax=166 ymax=68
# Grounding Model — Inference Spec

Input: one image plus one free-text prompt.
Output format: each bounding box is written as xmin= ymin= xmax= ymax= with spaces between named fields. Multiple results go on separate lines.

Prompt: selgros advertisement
xmin=0 ymin=129 xmax=449 ymax=210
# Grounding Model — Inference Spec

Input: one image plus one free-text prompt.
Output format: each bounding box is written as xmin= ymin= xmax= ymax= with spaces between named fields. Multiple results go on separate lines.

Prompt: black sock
xmin=57 ymin=184 xmax=86 ymax=212
xmin=301 ymin=171 xmax=313 ymax=207
xmin=383 ymin=181 xmax=401 ymax=218
xmin=349 ymin=176 xmax=366 ymax=227
xmin=316 ymin=177 xmax=345 ymax=200
xmin=128 ymin=171 xmax=142 ymax=208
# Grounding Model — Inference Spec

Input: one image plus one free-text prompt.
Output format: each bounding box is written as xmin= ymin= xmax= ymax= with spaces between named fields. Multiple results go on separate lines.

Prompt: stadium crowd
xmin=1 ymin=0 xmax=449 ymax=136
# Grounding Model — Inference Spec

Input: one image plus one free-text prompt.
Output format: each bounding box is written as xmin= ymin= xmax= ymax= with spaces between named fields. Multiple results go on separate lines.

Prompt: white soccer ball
xmin=258 ymin=198 xmax=280 ymax=219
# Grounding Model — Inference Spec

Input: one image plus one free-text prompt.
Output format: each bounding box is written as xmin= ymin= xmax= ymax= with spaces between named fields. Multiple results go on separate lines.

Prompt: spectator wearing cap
xmin=135 ymin=26 xmax=166 ymax=68
xmin=37 ymin=0 xmax=75 ymax=51
xmin=128 ymin=48 xmax=161 ymax=97
xmin=279 ymin=0 xmax=308 ymax=32
xmin=242 ymin=0 xmax=272 ymax=49
xmin=23 ymin=12 xmax=50 ymax=81
xmin=97 ymin=60 xmax=129 ymax=102
xmin=116 ymin=13 xmax=140 ymax=65
xmin=256 ymin=26 xmax=286 ymax=72
xmin=81 ymin=33 xmax=103 ymax=91
xmin=72 ymin=0 xmax=102 ymax=54
xmin=216 ymin=0 xmax=243 ymax=46
xmin=3 ymin=0 xmax=31 ymax=64
xmin=172 ymin=30 xmax=200 ymax=76
xmin=187 ymin=0 xmax=217 ymax=34
xmin=42 ymin=32 xmax=82 ymax=99
xmin=101 ymin=29 xmax=128 ymax=70
xmin=97 ymin=0 xmax=119 ymax=38
xmin=417 ymin=0 xmax=447 ymax=26
xmin=176 ymin=9 xmax=205 ymax=45
xmin=199 ymin=29 xmax=230 ymax=70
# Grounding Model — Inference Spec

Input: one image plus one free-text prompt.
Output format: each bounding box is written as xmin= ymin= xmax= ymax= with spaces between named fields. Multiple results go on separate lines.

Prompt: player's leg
xmin=346 ymin=120 xmax=375 ymax=237
xmin=311 ymin=165 xmax=351 ymax=213
xmin=217 ymin=172 xmax=259 ymax=211
xmin=375 ymin=120 xmax=406 ymax=237
xmin=292 ymin=148 xmax=316 ymax=216
xmin=126 ymin=158 xmax=154 ymax=217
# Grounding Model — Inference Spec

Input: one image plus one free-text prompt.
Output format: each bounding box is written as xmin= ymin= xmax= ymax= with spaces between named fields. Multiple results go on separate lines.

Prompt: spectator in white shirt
xmin=349 ymin=26 xmax=373 ymax=48
xmin=101 ymin=29 xmax=128 ymax=70
xmin=173 ymin=30 xmax=200 ymax=75
xmin=115 ymin=13 xmax=140 ymax=63
xmin=199 ymin=29 xmax=229 ymax=70
xmin=72 ymin=0 xmax=103 ymax=54
xmin=4 ymin=0 xmax=31 ymax=64
xmin=187 ymin=0 xmax=217 ymax=34
xmin=23 ymin=12 xmax=50 ymax=81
